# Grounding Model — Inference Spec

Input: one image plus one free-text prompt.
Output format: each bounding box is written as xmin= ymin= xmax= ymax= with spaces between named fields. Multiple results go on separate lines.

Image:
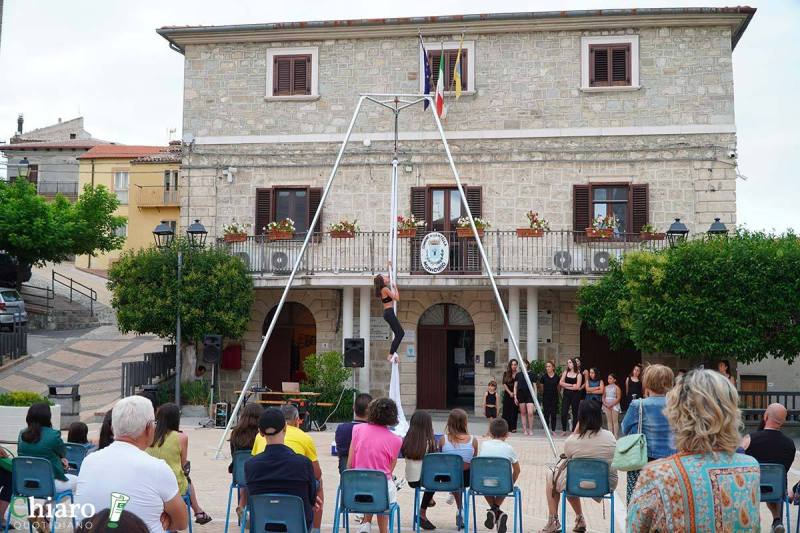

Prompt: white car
xmin=0 ymin=289 xmax=28 ymax=330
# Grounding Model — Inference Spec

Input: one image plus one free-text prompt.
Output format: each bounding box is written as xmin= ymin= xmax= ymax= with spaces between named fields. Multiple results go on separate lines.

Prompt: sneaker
xmin=772 ymin=521 xmax=786 ymax=533
xmin=573 ymin=514 xmax=587 ymax=533
xmin=539 ymin=515 xmax=561 ymax=533
xmin=456 ymin=513 xmax=464 ymax=530
xmin=497 ymin=512 xmax=508 ymax=533
xmin=484 ymin=509 xmax=495 ymax=529
xmin=358 ymin=521 xmax=372 ymax=533
xmin=446 ymin=493 xmax=455 ymax=505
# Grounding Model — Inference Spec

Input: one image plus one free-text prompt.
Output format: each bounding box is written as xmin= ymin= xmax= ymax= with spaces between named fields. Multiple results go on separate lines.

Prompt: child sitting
xmin=478 ymin=418 xmax=520 ymax=533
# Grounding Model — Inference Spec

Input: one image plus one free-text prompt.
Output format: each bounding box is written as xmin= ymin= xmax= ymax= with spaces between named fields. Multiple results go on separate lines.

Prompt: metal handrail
xmin=52 ymin=270 xmax=97 ymax=316
xmin=37 ymin=181 xmax=80 ymax=197
xmin=19 ymin=283 xmax=54 ymax=311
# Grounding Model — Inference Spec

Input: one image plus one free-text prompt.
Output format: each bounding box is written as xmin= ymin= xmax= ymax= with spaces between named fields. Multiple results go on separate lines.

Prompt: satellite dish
xmin=553 ymin=251 xmax=572 ymax=270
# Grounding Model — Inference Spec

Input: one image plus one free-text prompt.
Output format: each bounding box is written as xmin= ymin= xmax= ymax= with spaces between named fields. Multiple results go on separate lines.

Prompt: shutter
xmin=255 ymin=188 xmax=273 ymax=235
xmin=293 ymin=56 xmax=310 ymax=95
xmin=573 ymin=184 xmax=590 ymax=232
xmin=592 ymin=47 xmax=609 ymax=85
xmin=447 ymin=50 xmax=458 ymax=91
xmin=465 ymin=186 xmax=482 ymax=272
xmin=274 ymin=57 xmax=291 ymax=95
xmin=612 ymin=47 xmax=629 ymax=85
xmin=308 ymin=187 xmax=323 ymax=236
xmin=460 ymin=50 xmax=468 ymax=91
xmin=631 ymin=184 xmax=649 ymax=234
xmin=429 ymin=51 xmax=442 ymax=88
xmin=465 ymin=186 xmax=482 ymax=218
xmin=410 ymin=187 xmax=427 ymax=274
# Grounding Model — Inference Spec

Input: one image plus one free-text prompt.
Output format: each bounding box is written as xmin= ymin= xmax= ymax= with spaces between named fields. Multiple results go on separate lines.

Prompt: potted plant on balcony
xmin=267 ymin=218 xmax=295 ymax=240
xmin=517 ymin=211 xmax=550 ymax=238
xmin=586 ymin=215 xmax=618 ymax=239
xmin=639 ymin=223 xmax=665 ymax=241
xmin=222 ymin=221 xmax=250 ymax=243
xmin=456 ymin=217 xmax=490 ymax=238
xmin=397 ymin=214 xmax=425 ymax=238
xmin=329 ymin=219 xmax=359 ymax=239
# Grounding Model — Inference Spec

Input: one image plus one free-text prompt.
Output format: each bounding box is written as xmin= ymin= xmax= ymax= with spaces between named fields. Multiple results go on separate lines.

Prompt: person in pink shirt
xmin=348 ymin=397 xmax=403 ymax=533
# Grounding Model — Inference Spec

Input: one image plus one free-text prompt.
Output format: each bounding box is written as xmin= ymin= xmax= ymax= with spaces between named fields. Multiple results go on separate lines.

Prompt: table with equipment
xmin=235 ymin=388 xmax=334 ymax=431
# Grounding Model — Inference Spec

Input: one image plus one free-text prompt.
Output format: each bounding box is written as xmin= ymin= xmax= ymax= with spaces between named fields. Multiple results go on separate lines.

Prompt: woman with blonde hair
xmin=627 ymin=369 xmax=760 ymax=532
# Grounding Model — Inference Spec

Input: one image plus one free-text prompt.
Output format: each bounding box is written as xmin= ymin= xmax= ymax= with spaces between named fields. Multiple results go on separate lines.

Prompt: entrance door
xmin=579 ymin=323 xmax=641 ymax=386
xmin=261 ymin=302 xmax=316 ymax=391
xmin=416 ymin=304 xmax=475 ymax=410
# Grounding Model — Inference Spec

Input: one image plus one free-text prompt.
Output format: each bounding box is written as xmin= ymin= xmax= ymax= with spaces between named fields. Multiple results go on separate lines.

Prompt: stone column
xmin=508 ymin=287 xmax=521 ymax=360
xmin=342 ymin=287 xmax=354 ymax=352
xmin=527 ymin=287 xmax=539 ymax=361
xmin=359 ymin=287 xmax=371 ymax=392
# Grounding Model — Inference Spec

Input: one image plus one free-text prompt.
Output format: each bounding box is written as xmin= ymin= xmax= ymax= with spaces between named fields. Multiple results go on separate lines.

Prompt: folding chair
xmin=333 ymin=469 xmax=401 ymax=533
xmin=415 ymin=453 xmax=466 ymax=532
xmin=467 ymin=456 xmax=523 ymax=532
xmin=4 ymin=457 xmax=76 ymax=533
xmin=560 ymin=458 xmax=615 ymax=533
xmin=224 ymin=450 xmax=251 ymax=533
xmin=63 ymin=443 xmax=90 ymax=475
xmin=759 ymin=463 xmax=791 ymax=532
xmin=244 ymin=494 xmax=308 ymax=533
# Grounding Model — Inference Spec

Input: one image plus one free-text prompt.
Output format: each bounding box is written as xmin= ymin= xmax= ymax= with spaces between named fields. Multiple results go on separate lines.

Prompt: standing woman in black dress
xmin=539 ymin=360 xmax=560 ymax=433
xmin=374 ymin=268 xmax=404 ymax=362
xmin=514 ymin=360 xmax=536 ymax=436
xmin=624 ymin=363 xmax=643 ymax=411
xmin=501 ymin=359 xmax=519 ymax=433
xmin=559 ymin=358 xmax=583 ymax=433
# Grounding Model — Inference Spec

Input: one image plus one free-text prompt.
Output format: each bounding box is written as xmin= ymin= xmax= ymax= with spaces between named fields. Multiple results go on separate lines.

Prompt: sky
xmin=0 ymin=0 xmax=797 ymax=232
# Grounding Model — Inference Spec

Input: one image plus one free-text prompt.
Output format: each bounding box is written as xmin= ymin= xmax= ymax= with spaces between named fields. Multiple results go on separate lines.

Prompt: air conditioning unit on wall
xmin=589 ymin=248 xmax=624 ymax=272
xmin=264 ymin=243 xmax=306 ymax=275
xmin=552 ymin=249 xmax=586 ymax=273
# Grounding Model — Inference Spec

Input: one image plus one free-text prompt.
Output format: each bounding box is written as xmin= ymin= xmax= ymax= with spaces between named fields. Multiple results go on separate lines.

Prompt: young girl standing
xmin=402 ymin=411 xmax=437 ymax=531
xmin=602 ymin=373 xmax=622 ymax=437
xmin=559 ymin=359 xmax=583 ymax=434
xmin=483 ymin=381 xmax=498 ymax=424
xmin=585 ymin=367 xmax=605 ymax=403
xmin=501 ymin=360 xmax=519 ymax=433
xmin=439 ymin=409 xmax=478 ymax=530
xmin=539 ymin=361 xmax=560 ymax=433
xmin=625 ymin=364 xmax=643 ymax=410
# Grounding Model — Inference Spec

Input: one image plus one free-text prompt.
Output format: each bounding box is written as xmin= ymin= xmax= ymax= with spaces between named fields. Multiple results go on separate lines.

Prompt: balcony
xmin=220 ymin=230 xmax=668 ymax=284
xmin=136 ymin=186 xmax=179 ymax=207
xmin=37 ymin=181 xmax=79 ymax=199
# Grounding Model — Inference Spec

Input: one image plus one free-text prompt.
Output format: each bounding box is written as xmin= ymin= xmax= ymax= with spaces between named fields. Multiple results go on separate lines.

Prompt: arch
xmin=418 ymin=303 xmax=474 ymax=328
xmin=261 ymin=302 xmax=316 ymax=391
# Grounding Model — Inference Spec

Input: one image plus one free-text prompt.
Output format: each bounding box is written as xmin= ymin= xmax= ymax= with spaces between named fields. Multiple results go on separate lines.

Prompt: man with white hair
xmin=75 ymin=395 xmax=188 ymax=533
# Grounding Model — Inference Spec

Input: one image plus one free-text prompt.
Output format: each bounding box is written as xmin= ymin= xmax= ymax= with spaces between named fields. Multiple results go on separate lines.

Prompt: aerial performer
xmin=374 ymin=261 xmax=405 ymax=362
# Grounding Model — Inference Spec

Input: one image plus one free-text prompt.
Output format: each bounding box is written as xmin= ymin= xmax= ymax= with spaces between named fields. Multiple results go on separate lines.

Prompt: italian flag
xmin=434 ymin=48 xmax=445 ymax=118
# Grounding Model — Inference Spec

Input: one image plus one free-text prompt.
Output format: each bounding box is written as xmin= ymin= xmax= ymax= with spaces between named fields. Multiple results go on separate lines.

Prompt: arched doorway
xmin=261 ymin=303 xmax=316 ymax=391
xmin=417 ymin=303 xmax=475 ymax=410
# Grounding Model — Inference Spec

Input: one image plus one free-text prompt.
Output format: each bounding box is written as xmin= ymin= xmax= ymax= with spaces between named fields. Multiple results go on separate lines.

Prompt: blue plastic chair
xmin=467 ymin=457 xmax=523 ymax=533
xmin=414 ymin=453 xmax=466 ymax=533
xmin=182 ymin=492 xmax=193 ymax=533
xmin=243 ymin=494 xmax=308 ymax=533
xmin=332 ymin=469 xmax=401 ymax=533
xmin=560 ymin=459 xmax=615 ymax=533
xmin=63 ymin=443 xmax=90 ymax=475
xmin=759 ymin=463 xmax=791 ymax=532
xmin=224 ymin=450 xmax=251 ymax=533
xmin=3 ymin=457 xmax=76 ymax=533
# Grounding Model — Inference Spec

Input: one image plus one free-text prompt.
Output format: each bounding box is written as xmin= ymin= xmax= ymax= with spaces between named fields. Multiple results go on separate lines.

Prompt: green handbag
xmin=611 ymin=399 xmax=648 ymax=472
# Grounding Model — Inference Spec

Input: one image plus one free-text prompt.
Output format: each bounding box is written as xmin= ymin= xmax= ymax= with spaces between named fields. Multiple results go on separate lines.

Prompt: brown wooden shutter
xmin=611 ymin=46 xmax=630 ymax=85
xmin=293 ymin=56 xmax=311 ymax=94
xmin=465 ymin=186 xmax=482 ymax=218
xmin=429 ymin=51 xmax=442 ymax=88
xmin=410 ymin=187 xmax=427 ymax=274
xmin=308 ymin=187 xmax=323 ymax=236
xmin=631 ymin=184 xmax=649 ymax=233
xmin=459 ymin=51 xmax=468 ymax=91
xmin=591 ymin=47 xmax=609 ymax=86
xmin=573 ymin=184 xmax=590 ymax=232
xmin=274 ymin=57 xmax=292 ymax=95
xmin=255 ymin=188 xmax=273 ymax=235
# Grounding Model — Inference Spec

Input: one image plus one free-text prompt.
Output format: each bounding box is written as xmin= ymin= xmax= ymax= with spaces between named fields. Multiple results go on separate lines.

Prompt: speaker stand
xmin=198 ymin=363 xmax=217 ymax=429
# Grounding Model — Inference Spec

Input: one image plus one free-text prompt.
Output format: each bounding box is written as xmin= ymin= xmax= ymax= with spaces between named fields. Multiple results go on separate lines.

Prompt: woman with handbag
xmin=619 ymin=364 xmax=676 ymax=503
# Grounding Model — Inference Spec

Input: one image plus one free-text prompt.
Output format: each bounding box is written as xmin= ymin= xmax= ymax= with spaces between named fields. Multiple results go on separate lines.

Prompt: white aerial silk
xmin=387 ymin=158 xmax=408 ymax=437
xmin=390 ymin=360 xmax=409 ymax=436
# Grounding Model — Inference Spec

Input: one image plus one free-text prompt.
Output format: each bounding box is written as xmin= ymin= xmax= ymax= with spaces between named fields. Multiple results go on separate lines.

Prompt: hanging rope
xmin=388 ymin=156 xmax=409 ymax=436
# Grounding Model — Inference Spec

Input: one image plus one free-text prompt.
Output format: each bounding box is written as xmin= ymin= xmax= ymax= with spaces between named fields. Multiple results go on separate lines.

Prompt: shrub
xmin=0 ymin=391 xmax=52 ymax=407
xmin=302 ymin=351 xmax=352 ymax=395
xmin=180 ymin=380 xmax=210 ymax=406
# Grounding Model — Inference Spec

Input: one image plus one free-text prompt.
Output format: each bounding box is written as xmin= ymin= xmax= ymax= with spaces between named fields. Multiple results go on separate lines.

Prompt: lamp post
xmin=17 ymin=158 xmax=30 ymax=180
xmin=707 ymin=217 xmax=728 ymax=237
xmin=153 ymin=219 xmax=207 ymax=408
xmin=666 ymin=218 xmax=689 ymax=247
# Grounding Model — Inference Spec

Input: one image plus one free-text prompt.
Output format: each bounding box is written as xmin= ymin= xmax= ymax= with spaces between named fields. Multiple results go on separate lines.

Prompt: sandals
xmin=194 ymin=511 xmax=212 ymax=524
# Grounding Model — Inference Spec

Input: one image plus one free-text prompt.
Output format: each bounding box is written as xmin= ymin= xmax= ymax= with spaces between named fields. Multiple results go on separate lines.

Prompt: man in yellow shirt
xmin=252 ymin=403 xmax=323 ymax=532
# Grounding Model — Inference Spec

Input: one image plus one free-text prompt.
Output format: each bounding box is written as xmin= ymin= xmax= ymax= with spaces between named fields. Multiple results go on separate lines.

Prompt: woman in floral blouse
xmin=627 ymin=369 xmax=760 ymax=532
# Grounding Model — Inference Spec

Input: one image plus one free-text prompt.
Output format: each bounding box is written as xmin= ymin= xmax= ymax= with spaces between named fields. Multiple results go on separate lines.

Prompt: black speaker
xmin=484 ymin=350 xmax=496 ymax=368
xmin=344 ymin=337 xmax=365 ymax=368
xmin=203 ymin=334 xmax=223 ymax=363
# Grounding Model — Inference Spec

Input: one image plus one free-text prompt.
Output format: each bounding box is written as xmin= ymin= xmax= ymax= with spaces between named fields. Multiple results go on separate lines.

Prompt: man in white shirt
xmin=478 ymin=418 xmax=521 ymax=533
xmin=75 ymin=396 xmax=188 ymax=533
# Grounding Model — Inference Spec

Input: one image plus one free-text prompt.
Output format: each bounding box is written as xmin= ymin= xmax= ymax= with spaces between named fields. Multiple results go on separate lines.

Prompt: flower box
xmin=330 ymin=230 xmax=355 ymax=239
xmin=585 ymin=227 xmax=614 ymax=239
xmin=397 ymin=228 xmax=418 ymax=239
xmin=268 ymin=230 xmax=294 ymax=241
xmin=223 ymin=233 xmax=248 ymax=243
xmin=516 ymin=228 xmax=544 ymax=238
xmin=640 ymin=232 xmax=666 ymax=241
xmin=457 ymin=227 xmax=485 ymax=238
xmin=0 ymin=405 xmax=61 ymax=442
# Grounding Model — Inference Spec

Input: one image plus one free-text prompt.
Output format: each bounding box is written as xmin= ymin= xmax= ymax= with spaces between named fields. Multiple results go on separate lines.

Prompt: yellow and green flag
xmin=453 ymin=35 xmax=464 ymax=99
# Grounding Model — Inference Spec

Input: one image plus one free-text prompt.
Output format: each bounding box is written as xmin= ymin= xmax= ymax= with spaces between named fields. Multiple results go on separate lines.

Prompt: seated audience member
xmin=67 ymin=421 xmax=91 ymax=446
xmin=402 ymin=410 xmax=438 ymax=530
xmin=0 ymin=447 xmax=11 ymax=530
xmin=742 ymin=403 xmax=797 ymax=533
xmin=349 ymin=397 xmax=403 ymax=533
xmin=75 ymin=395 xmax=188 ymax=533
xmin=17 ymin=403 xmax=77 ymax=494
xmin=627 ymin=370 xmax=760 ymax=532
xmin=252 ymin=403 xmax=323 ymax=533
xmin=97 ymin=409 xmax=114 ymax=449
xmin=439 ymin=408 xmax=478 ymax=530
xmin=245 ymin=408 xmax=319 ymax=532
xmin=540 ymin=400 xmax=617 ymax=533
xmin=229 ymin=403 xmax=263 ymax=524
xmin=77 ymin=509 xmax=149 ymax=533
xmin=336 ymin=392 xmax=373 ymax=473
xmin=479 ymin=418 xmax=520 ymax=533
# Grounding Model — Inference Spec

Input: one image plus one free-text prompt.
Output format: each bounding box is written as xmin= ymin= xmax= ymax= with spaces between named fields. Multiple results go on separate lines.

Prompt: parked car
xmin=0 ymin=289 xmax=28 ymax=330
xmin=0 ymin=253 xmax=31 ymax=287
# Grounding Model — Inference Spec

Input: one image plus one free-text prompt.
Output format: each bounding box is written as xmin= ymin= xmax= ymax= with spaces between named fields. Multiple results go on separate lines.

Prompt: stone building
xmin=158 ymin=7 xmax=756 ymax=413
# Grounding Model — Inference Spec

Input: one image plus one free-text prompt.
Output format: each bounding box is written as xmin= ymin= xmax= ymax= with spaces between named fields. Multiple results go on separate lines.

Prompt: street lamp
xmin=17 ymin=158 xmax=30 ymax=180
xmin=666 ymin=218 xmax=689 ymax=247
xmin=707 ymin=217 xmax=729 ymax=236
xmin=152 ymin=219 xmax=206 ymax=408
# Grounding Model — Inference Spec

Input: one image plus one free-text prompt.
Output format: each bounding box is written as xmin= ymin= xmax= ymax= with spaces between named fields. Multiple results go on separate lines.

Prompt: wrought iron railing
xmin=0 ymin=316 xmax=27 ymax=363
xmin=220 ymin=230 xmax=668 ymax=276
xmin=38 ymin=181 xmax=79 ymax=198
xmin=136 ymin=186 xmax=179 ymax=207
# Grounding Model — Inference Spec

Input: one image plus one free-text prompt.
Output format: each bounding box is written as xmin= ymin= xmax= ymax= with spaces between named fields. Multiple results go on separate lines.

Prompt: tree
xmin=108 ymin=239 xmax=254 ymax=344
xmin=0 ymin=179 xmax=126 ymax=288
xmin=577 ymin=231 xmax=800 ymax=364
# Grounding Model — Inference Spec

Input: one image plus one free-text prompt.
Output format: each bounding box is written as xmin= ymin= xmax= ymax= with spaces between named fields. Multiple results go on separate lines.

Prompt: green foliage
xmin=0 ymin=180 xmax=125 ymax=286
xmin=180 ymin=380 xmax=210 ymax=406
xmin=525 ymin=358 xmax=563 ymax=378
xmin=301 ymin=351 xmax=352 ymax=395
xmin=107 ymin=238 xmax=254 ymax=342
xmin=576 ymin=231 xmax=800 ymax=364
xmin=0 ymin=391 xmax=52 ymax=407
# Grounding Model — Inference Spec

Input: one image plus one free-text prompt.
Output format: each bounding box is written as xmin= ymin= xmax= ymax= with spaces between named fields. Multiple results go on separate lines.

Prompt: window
xmin=275 ymin=189 xmax=309 ymax=233
xmin=69 ymin=133 xmax=77 ymax=139
xmin=419 ymin=41 xmax=475 ymax=95
xmin=573 ymin=183 xmax=649 ymax=236
xmin=592 ymin=186 xmax=630 ymax=232
xmin=27 ymin=164 xmax=39 ymax=186
xmin=254 ymin=186 xmax=323 ymax=236
xmin=163 ymin=170 xmax=178 ymax=190
xmin=266 ymin=47 xmax=319 ymax=100
xmin=114 ymin=224 xmax=128 ymax=238
xmin=113 ymin=171 xmax=129 ymax=204
xmin=581 ymin=36 xmax=639 ymax=91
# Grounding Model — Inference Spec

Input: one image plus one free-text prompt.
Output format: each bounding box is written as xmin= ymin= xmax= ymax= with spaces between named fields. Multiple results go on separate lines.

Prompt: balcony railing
xmin=38 ymin=181 xmax=79 ymax=198
xmin=220 ymin=230 xmax=668 ymax=277
xmin=136 ymin=186 xmax=179 ymax=207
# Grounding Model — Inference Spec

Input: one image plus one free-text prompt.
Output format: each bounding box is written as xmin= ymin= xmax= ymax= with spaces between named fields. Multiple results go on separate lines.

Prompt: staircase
xmin=22 ymin=269 xmax=116 ymax=331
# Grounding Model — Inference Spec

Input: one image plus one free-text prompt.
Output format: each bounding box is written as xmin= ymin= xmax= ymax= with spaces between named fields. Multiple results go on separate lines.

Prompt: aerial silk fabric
xmin=390 ymin=359 xmax=409 ymax=437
